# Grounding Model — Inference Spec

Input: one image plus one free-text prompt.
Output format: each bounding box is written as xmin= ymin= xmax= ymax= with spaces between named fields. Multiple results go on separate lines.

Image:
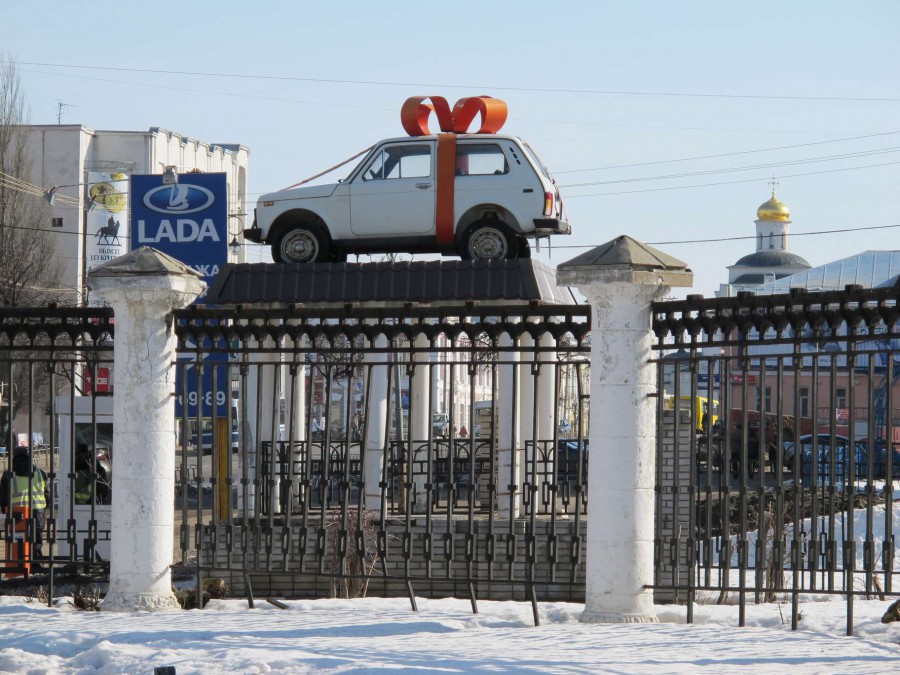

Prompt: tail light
xmin=543 ymin=191 xmax=554 ymax=216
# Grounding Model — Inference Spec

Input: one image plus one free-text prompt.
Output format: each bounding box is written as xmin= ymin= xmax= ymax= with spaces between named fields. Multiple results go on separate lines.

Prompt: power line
xmin=560 ymin=147 xmax=900 ymax=189
xmin=555 ymin=130 xmax=900 ymax=174
xmin=9 ymin=60 xmax=900 ymax=103
xmin=565 ymin=159 xmax=900 ymax=198
xmin=546 ymin=222 xmax=900 ymax=249
xmin=19 ymin=67 xmax=856 ymax=137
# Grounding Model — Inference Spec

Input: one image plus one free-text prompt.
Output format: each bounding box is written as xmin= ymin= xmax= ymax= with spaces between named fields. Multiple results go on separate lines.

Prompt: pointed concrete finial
xmin=556 ymin=235 xmax=693 ymax=288
xmin=88 ymin=246 xmax=204 ymax=280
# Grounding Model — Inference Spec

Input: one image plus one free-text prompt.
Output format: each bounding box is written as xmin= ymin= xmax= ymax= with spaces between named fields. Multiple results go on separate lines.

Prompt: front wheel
xmin=460 ymin=221 xmax=517 ymax=261
xmin=272 ymin=226 xmax=330 ymax=263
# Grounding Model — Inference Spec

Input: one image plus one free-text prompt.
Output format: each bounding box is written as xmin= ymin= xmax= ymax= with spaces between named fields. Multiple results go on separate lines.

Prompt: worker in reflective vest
xmin=0 ymin=447 xmax=49 ymax=560
xmin=74 ymin=443 xmax=110 ymax=505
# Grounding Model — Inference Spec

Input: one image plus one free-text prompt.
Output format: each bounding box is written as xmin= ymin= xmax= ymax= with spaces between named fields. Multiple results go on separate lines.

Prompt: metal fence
xmin=173 ymin=302 xmax=590 ymax=613
xmin=652 ymin=286 xmax=899 ymax=634
xmin=0 ymin=306 xmax=114 ymax=589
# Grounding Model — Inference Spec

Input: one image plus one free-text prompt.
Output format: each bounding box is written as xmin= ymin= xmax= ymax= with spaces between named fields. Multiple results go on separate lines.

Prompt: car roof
xmin=374 ymin=133 xmax=524 ymax=145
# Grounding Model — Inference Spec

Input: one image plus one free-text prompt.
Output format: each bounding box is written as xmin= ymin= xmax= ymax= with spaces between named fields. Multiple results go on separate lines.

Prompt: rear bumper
xmin=533 ymin=218 xmax=570 ymax=236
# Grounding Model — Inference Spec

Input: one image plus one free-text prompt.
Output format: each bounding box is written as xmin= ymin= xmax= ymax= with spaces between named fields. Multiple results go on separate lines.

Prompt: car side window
xmin=364 ymin=144 xmax=432 ymax=180
xmin=455 ymin=144 xmax=509 ymax=176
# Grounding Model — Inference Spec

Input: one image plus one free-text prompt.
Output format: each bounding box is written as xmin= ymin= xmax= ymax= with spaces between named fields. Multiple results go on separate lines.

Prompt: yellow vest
xmin=11 ymin=472 xmax=47 ymax=510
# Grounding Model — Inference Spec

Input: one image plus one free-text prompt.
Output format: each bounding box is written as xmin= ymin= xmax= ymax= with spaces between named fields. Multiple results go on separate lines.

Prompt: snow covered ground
xmin=0 ymin=595 xmax=897 ymax=674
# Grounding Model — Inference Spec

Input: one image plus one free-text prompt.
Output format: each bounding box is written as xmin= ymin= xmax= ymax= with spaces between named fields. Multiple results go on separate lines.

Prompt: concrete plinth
xmin=88 ymin=247 xmax=205 ymax=611
xmin=558 ymin=236 xmax=692 ymax=624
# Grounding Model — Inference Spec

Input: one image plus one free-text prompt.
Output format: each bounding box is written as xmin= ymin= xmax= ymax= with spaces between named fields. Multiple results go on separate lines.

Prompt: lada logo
xmin=143 ymin=184 xmax=215 ymax=215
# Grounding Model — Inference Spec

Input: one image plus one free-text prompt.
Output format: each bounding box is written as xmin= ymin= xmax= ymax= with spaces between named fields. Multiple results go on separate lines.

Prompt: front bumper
xmin=243 ymin=223 xmax=263 ymax=243
xmin=533 ymin=218 xmax=570 ymax=236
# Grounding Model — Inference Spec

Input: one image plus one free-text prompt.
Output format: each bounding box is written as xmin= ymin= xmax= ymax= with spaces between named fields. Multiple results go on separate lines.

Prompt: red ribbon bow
xmin=400 ymin=96 xmax=508 ymax=136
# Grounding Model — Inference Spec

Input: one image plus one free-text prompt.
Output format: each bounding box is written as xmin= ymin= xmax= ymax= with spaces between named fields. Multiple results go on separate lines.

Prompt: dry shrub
xmin=25 ymin=586 xmax=49 ymax=604
xmin=73 ymin=585 xmax=102 ymax=611
xmin=326 ymin=509 xmax=381 ymax=599
xmin=176 ymin=577 xmax=227 ymax=609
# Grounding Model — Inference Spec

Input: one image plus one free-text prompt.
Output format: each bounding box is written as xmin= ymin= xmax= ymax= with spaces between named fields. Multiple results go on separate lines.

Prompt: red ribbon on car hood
xmin=400 ymin=96 xmax=508 ymax=246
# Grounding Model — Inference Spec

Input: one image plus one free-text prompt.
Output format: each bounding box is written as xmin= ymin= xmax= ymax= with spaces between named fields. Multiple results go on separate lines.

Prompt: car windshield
xmin=343 ymin=145 xmax=379 ymax=182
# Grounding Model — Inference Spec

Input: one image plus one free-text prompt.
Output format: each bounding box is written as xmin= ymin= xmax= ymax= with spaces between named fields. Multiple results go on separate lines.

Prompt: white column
xmin=410 ymin=333 xmax=431 ymax=511
xmin=287 ymin=351 xmax=307 ymax=509
xmin=89 ymin=251 xmax=204 ymax=611
xmin=363 ymin=332 xmax=389 ymax=510
xmin=497 ymin=332 xmax=521 ymax=519
xmin=535 ymin=331 xmax=556 ymax=442
xmin=558 ymin=240 xmax=692 ymax=624
xmin=517 ymin=331 xmax=535 ymax=513
xmin=579 ymin=281 xmax=667 ymax=624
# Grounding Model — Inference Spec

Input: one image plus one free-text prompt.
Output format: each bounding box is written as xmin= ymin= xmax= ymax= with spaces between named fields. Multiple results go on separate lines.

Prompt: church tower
xmin=722 ymin=182 xmax=811 ymax=294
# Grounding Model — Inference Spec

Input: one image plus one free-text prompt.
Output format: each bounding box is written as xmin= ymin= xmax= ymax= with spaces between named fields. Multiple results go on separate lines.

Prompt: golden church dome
xmin=757 ymin=195 xmax=790 ymax=221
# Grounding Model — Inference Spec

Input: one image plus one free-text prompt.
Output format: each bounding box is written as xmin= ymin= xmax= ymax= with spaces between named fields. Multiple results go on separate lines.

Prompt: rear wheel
xmin=272 ymin=225 xmax=330 ymax=263
xmin=460 ymin=220 xmax=517 ymax=261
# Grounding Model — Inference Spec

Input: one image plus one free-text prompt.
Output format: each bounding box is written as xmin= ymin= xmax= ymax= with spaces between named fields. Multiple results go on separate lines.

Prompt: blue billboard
xmin=130 ymin=173 xmax=228 ymax=285
xmin=131 ymin=173 xmax=229 ymax=418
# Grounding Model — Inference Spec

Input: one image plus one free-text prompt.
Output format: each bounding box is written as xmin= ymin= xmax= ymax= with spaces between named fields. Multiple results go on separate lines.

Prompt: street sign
xmin=176 ymin=350 xmax=230 ymax=418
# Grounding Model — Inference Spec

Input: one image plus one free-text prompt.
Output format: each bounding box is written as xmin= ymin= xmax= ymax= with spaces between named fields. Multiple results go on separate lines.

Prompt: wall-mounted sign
xmin=85 ymin=171 xmax=130 ymax=273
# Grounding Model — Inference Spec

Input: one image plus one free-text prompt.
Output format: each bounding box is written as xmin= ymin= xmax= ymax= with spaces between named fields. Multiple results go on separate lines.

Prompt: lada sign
xmin=131 ymin=173 xmax=227 ymax=281
xmin=142 ymin=183 xmax=216 ymax=214
xmin=130 ymin=172 xmax=229 ymax=418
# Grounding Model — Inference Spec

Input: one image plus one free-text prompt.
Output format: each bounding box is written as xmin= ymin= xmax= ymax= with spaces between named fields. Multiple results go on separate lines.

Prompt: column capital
xmin=87 ymin=246 xmax=206 ymax=309
xmin=556 ymin=235 xmax=693 ymax=291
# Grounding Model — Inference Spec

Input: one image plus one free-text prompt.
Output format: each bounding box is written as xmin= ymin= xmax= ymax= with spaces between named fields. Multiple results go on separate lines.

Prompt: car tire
xmin=272 ymin=225 xmax=330 ymax=264
xmin=460 ymin=220 xmax=517 ymax=261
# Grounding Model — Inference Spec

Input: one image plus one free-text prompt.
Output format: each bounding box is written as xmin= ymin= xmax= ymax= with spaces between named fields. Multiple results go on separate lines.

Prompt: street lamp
xmin=228 ymin=212 xmax=246 ymax=261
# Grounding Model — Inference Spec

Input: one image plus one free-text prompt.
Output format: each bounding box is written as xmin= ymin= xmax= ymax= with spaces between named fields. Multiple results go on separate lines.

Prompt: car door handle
xmin=415 ymin=183 xmax=432 ymax=190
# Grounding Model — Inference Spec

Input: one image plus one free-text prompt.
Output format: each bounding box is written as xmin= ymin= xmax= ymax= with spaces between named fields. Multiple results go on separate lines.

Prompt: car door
xmin=349 ymin=141 xmax=435 ymax=237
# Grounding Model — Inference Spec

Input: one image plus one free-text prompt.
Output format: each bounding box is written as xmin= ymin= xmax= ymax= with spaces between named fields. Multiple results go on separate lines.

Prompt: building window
xmin=764 ymin=386 xmax=772 ymax=413
xmin=799 ymin=387 xmax=809 ymax=418
xmin=51 ymin=217 xmax=63 ymax=228
xmin=836 ymin=388 xmax=847 ymax=409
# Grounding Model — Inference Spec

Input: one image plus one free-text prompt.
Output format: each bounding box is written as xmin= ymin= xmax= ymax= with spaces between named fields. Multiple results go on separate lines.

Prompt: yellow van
xmin=665 ymin=395 xmax=719 ymax=433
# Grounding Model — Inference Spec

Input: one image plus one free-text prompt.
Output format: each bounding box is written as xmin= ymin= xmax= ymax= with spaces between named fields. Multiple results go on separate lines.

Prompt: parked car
xmin=556 ymin=438 xmax=589 ymax=484
xmin=432 ymin=413 xmax=450 ymax=438
xmin=245 ymin=134 xmax=568 ymax=263
xmin=191 ymin=429 xmax=240 ymax=455
xmin=783 ymin=433 xmax=849 ymax=467
xmin=862 ymin=440 xmax=900 ymax=479
xmin=800 ymin=443 xmax=867 ymax=486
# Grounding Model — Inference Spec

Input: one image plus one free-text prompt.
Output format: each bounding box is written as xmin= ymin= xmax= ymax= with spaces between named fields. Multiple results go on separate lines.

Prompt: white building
xmin=21 ymin=124 xmax=250 ymax=301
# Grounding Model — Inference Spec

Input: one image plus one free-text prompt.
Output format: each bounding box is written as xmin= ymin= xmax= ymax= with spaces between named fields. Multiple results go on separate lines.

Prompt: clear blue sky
xmin=4 ymin=1 xmax=899 ymax=297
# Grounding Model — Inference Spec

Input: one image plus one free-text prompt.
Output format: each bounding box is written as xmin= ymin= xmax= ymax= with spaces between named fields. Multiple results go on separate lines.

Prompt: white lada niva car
xmin=244 ymin=133 xmax=569 ymax=263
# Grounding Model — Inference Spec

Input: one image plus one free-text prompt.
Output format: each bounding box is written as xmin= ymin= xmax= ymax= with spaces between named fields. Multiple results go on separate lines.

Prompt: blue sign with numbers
xmin=131 ymin=173 xmax=229 ymax=417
